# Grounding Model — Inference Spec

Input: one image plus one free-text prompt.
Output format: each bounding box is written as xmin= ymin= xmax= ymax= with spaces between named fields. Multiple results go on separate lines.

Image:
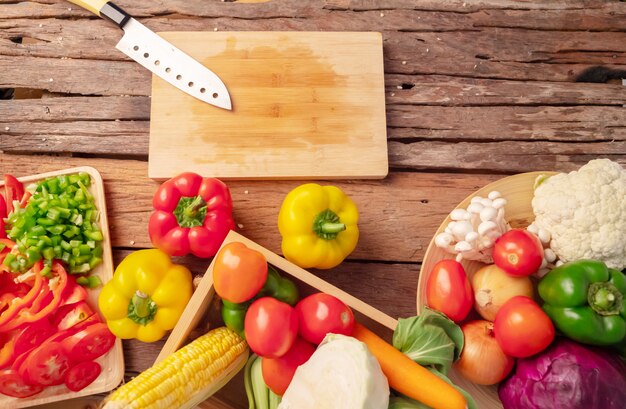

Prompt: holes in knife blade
xmin=165 ymin=67 xmax=171 ymax=73
xmin=200 ymin=88 xmax=206 ymax=93
xmin=212 ymin=93 xmax=218 ymax=99
xmin=133 ymin=45 xmax=139 ymax=51
xmin=188 ymin=82 xmax=194 ymax=87
xmin=176 ymin=75 xmax=182 ymax=80
xmin=143 ymin=53 xmax=149 ymax=58
xmin=154 ymin=60 xmax=160 ymax=66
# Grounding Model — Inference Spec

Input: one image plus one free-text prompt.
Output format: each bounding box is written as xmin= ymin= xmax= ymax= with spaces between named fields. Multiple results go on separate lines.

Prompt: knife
xmin=68 ymin=0 xmax=232 ymax=110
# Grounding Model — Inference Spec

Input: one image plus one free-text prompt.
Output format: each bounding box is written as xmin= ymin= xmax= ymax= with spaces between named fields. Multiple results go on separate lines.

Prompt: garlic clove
xmin=487 ymin=191 xmax=501 ymax=200
xmin=479 ymin=207 xmax=498 ymax=222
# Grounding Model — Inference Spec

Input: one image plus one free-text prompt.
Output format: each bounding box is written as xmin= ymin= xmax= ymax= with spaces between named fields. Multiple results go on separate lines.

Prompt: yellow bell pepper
xmin=278 ymin=183 xmax=359 ymax=269
xmin=98 ymin=249 xmax=193 ymax=342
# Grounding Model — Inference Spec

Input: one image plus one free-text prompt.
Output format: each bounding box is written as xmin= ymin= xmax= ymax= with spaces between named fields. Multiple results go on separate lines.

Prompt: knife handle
xmin=68 ymin=0 xmax=130 ymax=27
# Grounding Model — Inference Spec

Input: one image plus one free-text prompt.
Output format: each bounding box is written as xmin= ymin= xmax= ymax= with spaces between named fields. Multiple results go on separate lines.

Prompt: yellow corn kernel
xmin=102 ymin=327 xmax=248 ymax=409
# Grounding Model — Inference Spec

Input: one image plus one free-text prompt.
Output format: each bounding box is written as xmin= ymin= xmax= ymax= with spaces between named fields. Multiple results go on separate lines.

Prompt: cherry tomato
xmin=0 ymin=369 xmax=43 ymax=398
xmin=494 ymin=296 xmax=555 ymax=358
xmin=245 ymin=297 xmax=298 ymax=358
xmin=213 ymin=242 xmax=268 ymax=303
xmin=64 ymin=361 xmax=101 ymax=392
xmin=262 ymin=337 xmax=315 ymax=395
xmin=295 ymin=293 xmax=355 ymax=344
xmin=493 ymin=229 xmax=543 ymax=277
xmin=426 ymin=259 xmax=473 ymax=322
xmin=26 ymin=342 xmax=71 ymax=386
xmin=62 ymin=323 xmax=116 ymax=362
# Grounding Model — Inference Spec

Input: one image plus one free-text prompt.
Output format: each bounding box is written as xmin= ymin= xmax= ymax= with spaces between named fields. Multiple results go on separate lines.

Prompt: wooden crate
xmin=158 ymin=230 xmax=398 ymax=408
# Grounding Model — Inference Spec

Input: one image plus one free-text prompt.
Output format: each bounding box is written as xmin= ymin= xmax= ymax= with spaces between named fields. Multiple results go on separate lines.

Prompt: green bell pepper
xmin=222 ymin=299 xmax=248 ymax=339
xmin=257 ymin=265 xmax=299 ymax=306
xmin=221 ymin=265 xmax=299 ymax=339
xmin=538 ymin=259 xmax=626 ymax=346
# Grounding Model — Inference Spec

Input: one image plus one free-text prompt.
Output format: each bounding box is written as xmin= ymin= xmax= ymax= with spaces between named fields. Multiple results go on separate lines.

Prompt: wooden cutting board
xmin=148 ymin=32 xmax=388 ymax=180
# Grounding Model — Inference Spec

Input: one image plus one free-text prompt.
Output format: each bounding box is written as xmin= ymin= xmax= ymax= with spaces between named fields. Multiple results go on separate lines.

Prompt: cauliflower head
xmin=532 ymin=159 xmax=626 ymax=270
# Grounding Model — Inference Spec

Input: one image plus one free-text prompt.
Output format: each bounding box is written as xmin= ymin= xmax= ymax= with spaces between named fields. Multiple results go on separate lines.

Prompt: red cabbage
xmin=498 ymin=338 xmax=626 ymax=409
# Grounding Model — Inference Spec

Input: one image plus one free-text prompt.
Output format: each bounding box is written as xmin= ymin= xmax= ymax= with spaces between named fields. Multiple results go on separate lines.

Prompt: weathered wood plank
xmin=0 ymin=14 xmax=623 ymax=90
xmin=385 ymin=75 xmax=626 ymax=106
xmin=387 ymin=106 xmax=626 ymax=141
xmin=0 ymin=153 xmax=502 ymax=263
xmin=389 ymin=140 xmax=626 ymax=173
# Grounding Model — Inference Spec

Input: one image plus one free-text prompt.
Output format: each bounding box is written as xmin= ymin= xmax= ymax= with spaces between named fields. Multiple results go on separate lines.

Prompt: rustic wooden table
xmin=1 ymin=0 xmax=625 ymax=408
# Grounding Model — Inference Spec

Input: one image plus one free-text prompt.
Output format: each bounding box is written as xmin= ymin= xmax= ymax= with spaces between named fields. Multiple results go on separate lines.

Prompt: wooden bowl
xmin=416 ymin=171 xmax=556 ymax=409
xmin=0 ymin=167 xmax=124 ymax=408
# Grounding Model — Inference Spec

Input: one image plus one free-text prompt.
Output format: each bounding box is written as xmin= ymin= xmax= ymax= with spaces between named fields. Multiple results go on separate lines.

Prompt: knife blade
xmin=68 ymin=0 xmax=231 ymax=110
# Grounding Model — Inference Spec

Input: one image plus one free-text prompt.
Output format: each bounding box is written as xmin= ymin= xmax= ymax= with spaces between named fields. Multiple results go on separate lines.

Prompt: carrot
xmin=352 ymin=322 xmax=467 ymax=409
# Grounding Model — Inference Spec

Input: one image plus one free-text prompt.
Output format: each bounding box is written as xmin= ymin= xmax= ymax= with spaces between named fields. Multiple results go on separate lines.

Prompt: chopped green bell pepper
xmin=538 ymin=259 xmax=626 ymax=346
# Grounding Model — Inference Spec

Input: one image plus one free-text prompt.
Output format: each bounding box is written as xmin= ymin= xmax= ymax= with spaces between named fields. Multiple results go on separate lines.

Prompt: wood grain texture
xmin=1 ymin=1 xmax=624 ymax=408
xmin=148 ymin=31 xmax=388 ymax=180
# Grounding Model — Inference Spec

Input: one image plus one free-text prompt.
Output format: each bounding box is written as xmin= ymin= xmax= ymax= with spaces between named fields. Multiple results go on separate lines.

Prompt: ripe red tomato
xmin=64 ymin=361 xmax=102 ymax=392
xmin=494 ymin=296 xmax=555 ymax=358
xmin=295 ymin=293 xmax=355 ymax=345
xmin=493 ymin=229 xmax=543 ymax=277
xmin=245 ymin=297 xmax=299 ymax=358
xmin=26 ymin=342 xmax=71 ymax=386
xmin=426 ymin=259 xmax=473 ymax=323
xmin=0 ymin=369 xmax=43 ymax=398
xmin=213 ymin=242 xmax=268 ymax=303
xmin=262 ymin=337 xmax=315 ymax=395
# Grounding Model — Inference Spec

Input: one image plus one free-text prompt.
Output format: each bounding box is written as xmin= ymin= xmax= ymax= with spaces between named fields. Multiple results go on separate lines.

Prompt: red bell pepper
xmin=148 ymin=172 xmax=235 ymax=258
xmin=0 ymin=262 xmax=43 ymax=331
xmin=0 ymin=194 xmax=6 ymax=239
xmin=3 ymin=175 xmax=24 ymax=216
xmin=1 ymin=261 xmax=69 ymax=332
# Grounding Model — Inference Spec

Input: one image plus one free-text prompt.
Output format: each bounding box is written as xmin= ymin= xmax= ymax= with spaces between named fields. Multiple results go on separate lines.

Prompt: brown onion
xmin=454 ymin=320 xmax=515 ymax=385
xmin=472 ymin=264 xmax=533 ymax=321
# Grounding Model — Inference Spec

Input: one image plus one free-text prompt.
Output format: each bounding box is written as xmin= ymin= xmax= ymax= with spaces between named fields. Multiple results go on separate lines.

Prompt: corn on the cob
xmin=102 ymin=327 xmax=248 ymax=409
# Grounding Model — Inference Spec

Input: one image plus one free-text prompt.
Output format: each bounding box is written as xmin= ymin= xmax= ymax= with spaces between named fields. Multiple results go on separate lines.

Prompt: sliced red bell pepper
xmin=3 ymin=175 xmax=24 ymax=216
xmin=60 ymin=275 xmax=88 ymax=306
xmin=0 ymin=194 xmax=6 ymax=239
xmin=1 ymin=261 xmax=68 ymax=331
xmin=0 ymin=262 xmax=44 ymax=331
xmin=51 ymin=302 xmax=94 ymax=331
xmin=0 ymin=333 xmax=17 ymax=369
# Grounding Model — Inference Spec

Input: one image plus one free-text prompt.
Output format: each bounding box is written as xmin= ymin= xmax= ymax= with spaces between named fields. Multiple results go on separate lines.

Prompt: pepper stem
xmin=588 ymin=282 xmax=623 ymax=316
xmin=173 ymin=195 xmax=207 ymax=228
xmin=313 ymin=209 xmax=346 ymax=240
xmin=128 ymin=290 xmax=158 ymax=325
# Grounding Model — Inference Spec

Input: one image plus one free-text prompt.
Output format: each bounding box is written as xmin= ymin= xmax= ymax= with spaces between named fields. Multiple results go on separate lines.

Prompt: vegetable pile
xmin=424 ymin=159 xmax=626 ymax=409
xmin=213 ymin=240 xmax=467 ymax=409
xmin=0 ymin=173 xmax=116 ymax=399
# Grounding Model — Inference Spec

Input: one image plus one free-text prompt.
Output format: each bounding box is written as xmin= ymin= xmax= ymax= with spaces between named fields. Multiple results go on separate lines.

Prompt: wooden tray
xmin=416 ymin=171 xmax=557 ymax=409
xmin=157 ymin=230 xmax=398 ymax=408
xmin=0 ymin=167 xmax=124 ymax=409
